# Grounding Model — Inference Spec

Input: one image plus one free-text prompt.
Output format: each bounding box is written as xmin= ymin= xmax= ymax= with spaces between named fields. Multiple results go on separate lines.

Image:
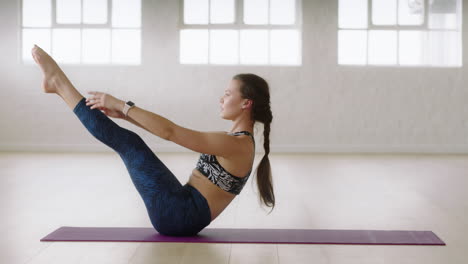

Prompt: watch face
xmin=127 ymin=101 xmax=135 ymax=107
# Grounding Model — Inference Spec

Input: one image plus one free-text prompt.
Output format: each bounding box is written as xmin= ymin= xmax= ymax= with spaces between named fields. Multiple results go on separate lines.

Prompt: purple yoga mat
xmin=40 ymin=226 xmax=445 ymax=245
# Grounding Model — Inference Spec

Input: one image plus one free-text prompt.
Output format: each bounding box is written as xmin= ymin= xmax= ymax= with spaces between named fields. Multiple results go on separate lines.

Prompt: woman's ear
xmin=243 ymin=99 xmax=253 ymax=109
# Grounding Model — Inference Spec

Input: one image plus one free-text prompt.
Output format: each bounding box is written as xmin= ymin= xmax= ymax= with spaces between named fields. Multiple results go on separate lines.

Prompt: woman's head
xmin=219 ymin=78 xmax=254 ymax=122
xmin=231 ymin=73 xmax=275 ymax=211
xmin=232 ymin=74 xmax=273 ymax=127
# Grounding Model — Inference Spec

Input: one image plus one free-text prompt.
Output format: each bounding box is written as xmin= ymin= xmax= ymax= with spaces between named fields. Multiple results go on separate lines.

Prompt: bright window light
xmin=399 ymin=30 xmax=424 ymax=66
xmin=428 ymin=31 xmax=461 ymax=67
xmin=112 ymin=29 xmax=141 ymax=64
xmin=428 ymin=0 xmax=460 ymax=31
xmin=22 ymin=0 xmax=51 ymax=27
xmin=270 ymin=0 xmax=295 ymax=25
xmin=181 ymin=0 xmax=302 ymax=66
xmin=22 ymin=0 xmax=141 ymax=65
xmin=184 ymin=0 xmax=209 ymax=24
xmin=180 ymin=29 xmax=209 ymax=64
xmin=22 ymin=29 xmax=51 ymax=62
xmin=240 ymin=30 xmax=269 ymax=64
xmin=83 ymin=0 xmax=107 ymax=24
xmin=112 ymin=0 xmax=141 ymax=27
xmin=210 ymin=30 xmax=239 ymax=64
xmin=56 ymin=0 xmax=81 ymax=24
xmin=82 ymin=29 xmax=111 ymax=64
xmin=210 ymin=0 xmax=235 ymax=24
xmin=429 ymin=13 xmax=458 ymax=30
xmin=339 ymin=0 xmax=368 ymax=29
xmin=338 ymin=30 xmax=367 ymax=65
xmin=398 ymin=0 xmax=424 ymax=25
xmin=372 ymin=0 xmax=396 ymax=25
xmin=244 ymin=0 xmax=268 ymax=25
xmin=368 ymin=30 xmax=397 ymax=65
xmin=338 ymin=0 xmax=462 ymax=67
xmin=52 ymin=29 xmax=81 ymax=63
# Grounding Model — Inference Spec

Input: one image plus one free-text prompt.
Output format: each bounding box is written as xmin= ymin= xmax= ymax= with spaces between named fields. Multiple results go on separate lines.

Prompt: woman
xmin=31 ymin=45 xmax=274 ymax=236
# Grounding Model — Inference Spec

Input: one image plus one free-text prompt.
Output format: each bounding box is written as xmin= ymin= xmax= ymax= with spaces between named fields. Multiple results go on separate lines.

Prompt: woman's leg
xmin=32 ymin=46 xmax=211 ymax=236
xmin=32 ymin=45 xmax=182 ymax=215
xmin=73 ymin=97 xmax=183 ymax=209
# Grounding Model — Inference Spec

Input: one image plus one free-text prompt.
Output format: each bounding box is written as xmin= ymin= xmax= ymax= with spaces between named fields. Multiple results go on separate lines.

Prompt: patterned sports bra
xmin=195 ymin=131 xmax=255 ymax=195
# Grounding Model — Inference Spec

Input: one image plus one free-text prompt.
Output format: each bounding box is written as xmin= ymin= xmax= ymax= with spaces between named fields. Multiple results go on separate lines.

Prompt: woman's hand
xmin=86 ymin=91 xmax=126 ymax=119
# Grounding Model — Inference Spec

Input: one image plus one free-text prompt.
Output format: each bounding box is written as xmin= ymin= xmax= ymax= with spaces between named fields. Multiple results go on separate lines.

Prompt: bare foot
xmin=31 ymin=45 xmax=66 ymax=94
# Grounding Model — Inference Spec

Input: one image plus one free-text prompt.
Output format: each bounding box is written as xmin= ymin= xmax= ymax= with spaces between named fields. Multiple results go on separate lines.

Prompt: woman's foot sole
xmin=31 ymin=45 xmax=62 ymax=94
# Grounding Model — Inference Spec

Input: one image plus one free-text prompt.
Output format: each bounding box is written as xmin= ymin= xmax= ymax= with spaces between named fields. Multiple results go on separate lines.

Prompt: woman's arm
xmin=86 ymin=91 xmax=247 ymax=157
xmin=121 ymin=102 xmax=173 ymax=141
xmin=124 ymin=115 xmax=146 ymax=130
xmin=86 ymin=91 xmax=174 ymax=141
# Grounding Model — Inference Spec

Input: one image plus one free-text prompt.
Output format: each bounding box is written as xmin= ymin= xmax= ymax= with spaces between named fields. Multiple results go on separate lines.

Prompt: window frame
xmin=338 ymin=0 xmax=462 ymax=67
xmin=178 ymin=0 xmax=303 ymax=66
xmin=20 ymin=0 xmax=142 ymax=65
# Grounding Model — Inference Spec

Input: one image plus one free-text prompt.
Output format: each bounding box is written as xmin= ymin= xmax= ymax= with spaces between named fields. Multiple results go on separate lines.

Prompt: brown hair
xmin=233 ymin=73 xmax=275 ymax=212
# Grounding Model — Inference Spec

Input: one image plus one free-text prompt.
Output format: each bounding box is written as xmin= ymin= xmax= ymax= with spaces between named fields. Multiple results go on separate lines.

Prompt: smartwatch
xmin=123 ymin=101 xmax=135 ymax=117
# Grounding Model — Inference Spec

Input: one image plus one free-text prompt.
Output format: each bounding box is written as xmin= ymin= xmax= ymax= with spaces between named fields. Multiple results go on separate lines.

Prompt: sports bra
xmin=195 ymin=131 xmax=255 ymax=195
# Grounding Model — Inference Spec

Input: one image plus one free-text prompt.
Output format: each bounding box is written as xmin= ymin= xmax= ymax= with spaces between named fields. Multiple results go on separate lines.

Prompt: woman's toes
xmin=31 ymin=48 xmax=42 ymax=64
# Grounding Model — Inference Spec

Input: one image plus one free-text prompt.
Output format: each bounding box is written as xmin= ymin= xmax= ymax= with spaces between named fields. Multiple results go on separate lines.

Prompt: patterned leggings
xmin=73 ymin=97 xmax=211 ymax=236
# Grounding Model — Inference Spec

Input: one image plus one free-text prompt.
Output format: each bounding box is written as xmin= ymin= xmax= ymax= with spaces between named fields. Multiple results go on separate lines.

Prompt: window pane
xmin=112 ymin=0 xmax=141 ymax=27
xmin=83 ymin=0 xmax=107 ymax=24
xmin=270 ymin=30 xmax=300 ymax=65
xmin=82 ymin=29 xmax=111 ymax=63
xmin=210 ymin=0 xmax=235 ymax=24
xmin=56 ymin=0 xmax=81 ymax=24
xmin=398 ymin=0 xmax=424 ymax=25
xmin=184 ymin=0 xmax=209 ymax=24
xmin=428 ymin=31 xmax=461 ymax=67
xmin=270 ymin=0 xmax=295 ymax=25
xmin=368 ymin=30 xmax=397 ymax=65
xmin=22 ymin=0 xmax=51 ymax=27
xmin=180 ymin=29 xmax=208 ymax=64
xmin=52 ymin=29 xmax=81 ymax=63
xmin=240 ymin=30 xmax=268 ymax=64
xmin=22 ymin=29 xmax=51 ymax=62
xmin=112 ymin=29 xmax=141 ymax=64
xmin=339 ymin=0 xmax=368 ymax=29
xmin=399 ymin=30 xmax=424 ymax=66
xmin=428 ymin=0 xmax=461 ymax=30
xmin=338 ymin=30 xmax=367 ymax=65
xmin=244 ymin=0 xmax=268 ymax=25
xmin=372 ymin=0 xmax=396 ymax=25
xmin=210 ymin=30 xmax=238 ymax=64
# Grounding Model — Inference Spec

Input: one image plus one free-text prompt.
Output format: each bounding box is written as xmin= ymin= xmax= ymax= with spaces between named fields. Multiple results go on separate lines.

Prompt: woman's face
xmin=220 ymin=79 xmax=247 ymax=120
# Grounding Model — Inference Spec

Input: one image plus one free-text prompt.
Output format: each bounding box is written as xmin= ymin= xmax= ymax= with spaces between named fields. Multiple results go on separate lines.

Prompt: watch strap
xmin=123 ymin=101 xmax=135 ymax=117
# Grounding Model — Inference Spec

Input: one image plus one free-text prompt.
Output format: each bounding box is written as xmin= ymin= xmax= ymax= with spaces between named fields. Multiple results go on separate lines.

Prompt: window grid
xmin=50 ymin=0 xmax=112 ymax=28
xmin=179 ymin=0 xmax=302 ymax=66
xmin=367 ymin=0 xmax=429 ymax=29
xmin=21 ymin=0 xmax=141 ymax=65
xmin=339 ymin=0 xmax=462 ymax=67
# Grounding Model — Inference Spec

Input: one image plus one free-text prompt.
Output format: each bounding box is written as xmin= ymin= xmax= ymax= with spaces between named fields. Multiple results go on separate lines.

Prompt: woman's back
xmin=187 ymin=131 xmax=255 ymax=220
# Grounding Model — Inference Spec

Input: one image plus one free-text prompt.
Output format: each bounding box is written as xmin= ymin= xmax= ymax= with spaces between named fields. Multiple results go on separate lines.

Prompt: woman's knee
xmin=107 ymin=127 xmax=145 ymax=153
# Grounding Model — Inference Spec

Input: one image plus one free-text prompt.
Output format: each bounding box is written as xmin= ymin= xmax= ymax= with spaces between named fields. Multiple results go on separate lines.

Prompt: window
xmin=338 ymin=0 xmax=462 ymax=67
xmin=21 ymin=0 xmax=141 ymax=65
xmin=179 ymin=0 xmax=302 ymax=66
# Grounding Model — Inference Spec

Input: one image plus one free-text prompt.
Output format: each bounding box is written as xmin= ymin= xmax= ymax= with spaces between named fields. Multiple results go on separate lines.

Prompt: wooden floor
xmin=1 ymin=152 xmax=466 ymax=264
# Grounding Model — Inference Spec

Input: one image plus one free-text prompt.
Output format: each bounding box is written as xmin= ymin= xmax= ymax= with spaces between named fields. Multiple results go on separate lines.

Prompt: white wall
xmin=1 ymin=0 xmax=467 ymax=154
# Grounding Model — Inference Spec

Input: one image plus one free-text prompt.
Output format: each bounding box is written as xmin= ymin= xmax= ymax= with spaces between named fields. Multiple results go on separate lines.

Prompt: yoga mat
xmin=40 ymin=227 xmax=445 ymax=245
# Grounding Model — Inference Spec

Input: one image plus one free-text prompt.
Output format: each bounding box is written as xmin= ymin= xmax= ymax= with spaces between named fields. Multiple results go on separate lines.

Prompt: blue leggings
xmin=73 ymin=97 xmax=211 ymax=236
